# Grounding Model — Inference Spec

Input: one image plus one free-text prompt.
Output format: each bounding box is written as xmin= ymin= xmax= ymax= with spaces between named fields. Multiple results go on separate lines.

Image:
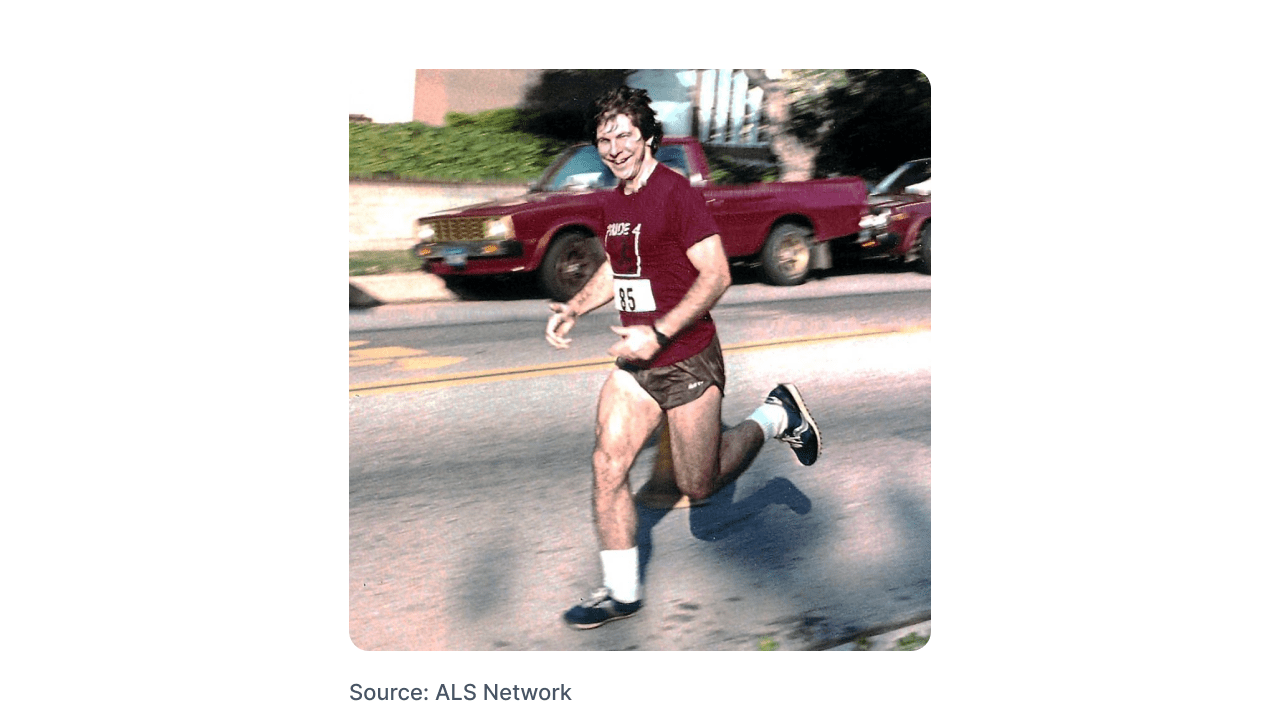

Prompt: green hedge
xmin=349 ymin=109 xmax=560 ymax=181
xmin=349 ymin=107 xmax=786 ymax=185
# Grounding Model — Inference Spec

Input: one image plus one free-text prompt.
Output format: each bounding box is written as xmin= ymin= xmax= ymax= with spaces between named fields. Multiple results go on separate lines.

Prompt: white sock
xmin=748 ymin=403 xmax=789 ymax=439
xmin=600 ymin=547 xmax=640 ymax=603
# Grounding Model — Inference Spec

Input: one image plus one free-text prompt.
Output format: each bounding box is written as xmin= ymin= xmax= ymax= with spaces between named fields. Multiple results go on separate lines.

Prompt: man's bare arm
xmin=546 ymin=259 xmax=614 ymax=349
xmin=656 ymin=234 xmax=731 ymax=338
xmin=566 ymin=258 xmax=616 ymax=318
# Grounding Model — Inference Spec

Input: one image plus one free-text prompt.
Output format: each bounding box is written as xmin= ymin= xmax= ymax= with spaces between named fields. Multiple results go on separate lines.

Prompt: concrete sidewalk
xmin=350 ymin=268 xmax=934 ymax=308
xmin=349 ymin=272 xmax=456 ymax=307
xmin=349 ymin=270 xmax=933 ymax=333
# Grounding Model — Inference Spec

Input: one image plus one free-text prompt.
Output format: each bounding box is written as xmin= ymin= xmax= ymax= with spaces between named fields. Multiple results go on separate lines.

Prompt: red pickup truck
xmin=412 ymin=137 xmax=868 ymax=301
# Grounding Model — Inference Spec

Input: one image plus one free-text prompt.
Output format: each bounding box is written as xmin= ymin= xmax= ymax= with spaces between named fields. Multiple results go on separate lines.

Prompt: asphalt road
xmin=348 ymin=270 xmax=930 ymax=650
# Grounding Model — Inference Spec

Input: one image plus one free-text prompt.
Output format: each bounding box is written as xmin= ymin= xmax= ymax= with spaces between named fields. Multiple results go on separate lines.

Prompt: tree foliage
xmin=788 ymin=69 xmax=931 ymax=180
xmin=753 ymin=69 xmax=931 ymax=182
xmin=348 ymin=71 xmax=636 ymax=181
xmin=515 ymin=69 xmax=636 ymax=143
xmin=348 ymin=109 xmax=559 ymax=181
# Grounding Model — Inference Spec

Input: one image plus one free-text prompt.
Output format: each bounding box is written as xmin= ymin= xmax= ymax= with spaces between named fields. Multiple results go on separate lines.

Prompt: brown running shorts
xmin=617 ymin=335 xmax=726 ymax=410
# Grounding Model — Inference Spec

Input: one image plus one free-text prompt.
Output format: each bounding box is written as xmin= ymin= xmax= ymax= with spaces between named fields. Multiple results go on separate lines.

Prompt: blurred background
xmin=349 ymin=69 xmax=929 ymax=185
xmin=349 ymin=69 xmax=930 ymax=261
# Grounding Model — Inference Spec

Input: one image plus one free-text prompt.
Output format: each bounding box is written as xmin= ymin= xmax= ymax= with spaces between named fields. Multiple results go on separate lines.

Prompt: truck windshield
xmin=534 ymin=146 xmax=616 ymax=191
xmin=533 ymin=145 xmax=692 ymax=192
xmin=871 ymin=159 xmax=930 ymax=195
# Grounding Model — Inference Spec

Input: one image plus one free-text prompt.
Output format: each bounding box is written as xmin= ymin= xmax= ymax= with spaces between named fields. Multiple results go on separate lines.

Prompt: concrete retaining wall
xmin=349 ymin=178 xmax=527 ymax=251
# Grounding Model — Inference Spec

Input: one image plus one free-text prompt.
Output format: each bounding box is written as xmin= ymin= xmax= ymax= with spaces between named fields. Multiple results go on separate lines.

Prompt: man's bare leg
xmin=665 ymin=386 xmax=766 ymax=502
xmin=632 ymin=419 xmax=681 ymax=508
xmin=592 ymin=368 xmax=663 ymax=550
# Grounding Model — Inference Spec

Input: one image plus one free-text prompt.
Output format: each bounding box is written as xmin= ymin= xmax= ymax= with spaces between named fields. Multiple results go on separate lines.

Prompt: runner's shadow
xmin=688 ymin=477 xmax=810 ymax=541
xmin=633 ymin=422 xmax=812 ymax=583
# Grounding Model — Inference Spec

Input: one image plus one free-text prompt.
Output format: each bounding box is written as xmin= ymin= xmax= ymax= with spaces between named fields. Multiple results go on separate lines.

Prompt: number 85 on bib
xmin=613 ymin=278 xmax=656 ymax=312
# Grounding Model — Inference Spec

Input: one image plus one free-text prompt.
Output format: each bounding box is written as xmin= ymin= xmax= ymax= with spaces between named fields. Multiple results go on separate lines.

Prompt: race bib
xmin=613 ymin=278 xmax=656 ymax=313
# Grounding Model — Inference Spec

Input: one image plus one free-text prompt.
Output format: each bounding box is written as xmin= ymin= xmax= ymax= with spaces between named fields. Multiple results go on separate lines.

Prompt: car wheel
xmin=538 ymin=230 xmax=605 ymax=302
xmin=760 ymin=222 xmax=813 ymax=286
xmin=916 ymin=223 xmax=930 ymax=275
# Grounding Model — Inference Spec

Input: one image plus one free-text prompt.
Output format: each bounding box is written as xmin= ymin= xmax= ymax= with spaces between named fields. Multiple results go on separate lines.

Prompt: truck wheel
xmin=760 ymin=222 xmax=813 ymax=286
xmin=916 ymin=223 xmax=931 ymax=275
xmin=538 ymin=230 xmax=605 ymax=302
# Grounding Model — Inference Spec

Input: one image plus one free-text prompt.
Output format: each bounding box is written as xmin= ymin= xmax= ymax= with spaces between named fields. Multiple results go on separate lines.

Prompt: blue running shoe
xmin=765 ymin=383 xmax=822 ymax=466
xmin=563 ymin=588 xmax=642 ymax=629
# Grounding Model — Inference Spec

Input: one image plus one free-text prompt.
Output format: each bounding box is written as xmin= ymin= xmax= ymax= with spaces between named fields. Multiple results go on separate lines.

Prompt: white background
xmin=6 ymin=5 xmax=1275 ymax=717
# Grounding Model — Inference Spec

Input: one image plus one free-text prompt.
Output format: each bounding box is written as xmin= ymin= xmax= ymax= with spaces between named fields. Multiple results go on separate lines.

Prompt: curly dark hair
xmin=591 ymin=86 xmax=663 ymax=148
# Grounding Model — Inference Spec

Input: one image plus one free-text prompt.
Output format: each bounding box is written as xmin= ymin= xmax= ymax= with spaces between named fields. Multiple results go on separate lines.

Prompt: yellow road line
xmin=721 ymin=322 xmax=929 ymax=356
xmin=349 ymin=323 xmax=928 ymax=397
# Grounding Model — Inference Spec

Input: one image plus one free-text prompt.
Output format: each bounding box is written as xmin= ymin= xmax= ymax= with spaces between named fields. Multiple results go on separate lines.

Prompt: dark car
xmin=853 ymin=158 xmax=931 ymax=274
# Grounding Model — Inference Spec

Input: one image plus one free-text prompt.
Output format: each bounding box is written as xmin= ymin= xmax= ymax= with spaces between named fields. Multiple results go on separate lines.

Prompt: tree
xmin=743 ymin=70 xmax=821 ymax=181
xmin=813 ymin=70 xmax=930 ymax=181
xmin=518 ymin=70 xmax=636 ymax=143
xmin=746 ymin=69 xmax=931 ymax=182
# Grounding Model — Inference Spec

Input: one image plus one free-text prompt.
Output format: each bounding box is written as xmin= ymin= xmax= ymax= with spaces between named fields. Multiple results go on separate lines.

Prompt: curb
xmin=349 ymin=272 xmax=458 ymax=307
xmin=825 ymin=618 xmax=931 ymax=651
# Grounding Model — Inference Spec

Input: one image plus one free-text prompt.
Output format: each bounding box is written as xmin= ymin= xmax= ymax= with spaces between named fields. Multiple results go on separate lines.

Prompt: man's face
xmin=596 ymin=113 xmax=649 ymax=183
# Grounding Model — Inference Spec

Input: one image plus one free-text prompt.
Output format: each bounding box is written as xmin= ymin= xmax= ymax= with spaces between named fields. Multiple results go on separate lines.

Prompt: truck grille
xmin=425 ymin=217 xmax=488 ymax=242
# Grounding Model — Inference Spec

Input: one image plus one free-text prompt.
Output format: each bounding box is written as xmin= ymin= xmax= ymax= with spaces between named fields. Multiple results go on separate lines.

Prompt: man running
xmin=544 ymin=86 xmax=821 ymax=630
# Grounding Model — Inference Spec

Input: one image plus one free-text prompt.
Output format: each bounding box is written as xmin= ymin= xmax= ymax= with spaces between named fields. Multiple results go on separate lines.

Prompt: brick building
xmin=412 ymin=70 xmax=540 ymax=126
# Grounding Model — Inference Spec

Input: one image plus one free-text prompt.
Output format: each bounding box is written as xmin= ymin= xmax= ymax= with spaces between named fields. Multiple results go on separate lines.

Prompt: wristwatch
xmin=652 ymin=325 xmax=672 ymax=347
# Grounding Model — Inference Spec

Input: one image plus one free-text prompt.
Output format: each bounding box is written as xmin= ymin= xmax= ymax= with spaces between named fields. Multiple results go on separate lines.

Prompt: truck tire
xmin=538 ymin=230 xmax=605 ymax=302
xmin=760 ymin=222 xmax=813 ymax=286
xmin=916 ymin=223 xmax=930 ymax=275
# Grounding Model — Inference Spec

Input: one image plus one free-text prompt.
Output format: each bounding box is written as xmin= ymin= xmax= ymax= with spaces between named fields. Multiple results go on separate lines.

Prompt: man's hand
xmin=608 ymin=325 xmax=662 ymax=362
xmin=545 ymin=303 xmax=578 ymax=349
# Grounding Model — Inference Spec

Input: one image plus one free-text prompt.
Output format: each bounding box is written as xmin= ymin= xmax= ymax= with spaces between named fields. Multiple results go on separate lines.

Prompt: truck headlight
xmin=485 ymin=216 xmax=514 ymax=240
xmin=417 ymin=222 xmax=436 ymax=241
xmin=859 ymin=211 xmax=890 ymax=230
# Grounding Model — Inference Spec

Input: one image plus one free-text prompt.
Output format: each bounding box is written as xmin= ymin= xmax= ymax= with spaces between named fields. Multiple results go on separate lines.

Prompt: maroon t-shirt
xmin=601 ymin=163 xmax=720 ymax=368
